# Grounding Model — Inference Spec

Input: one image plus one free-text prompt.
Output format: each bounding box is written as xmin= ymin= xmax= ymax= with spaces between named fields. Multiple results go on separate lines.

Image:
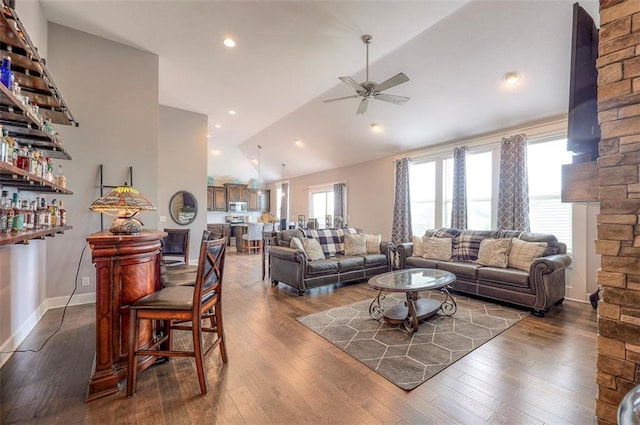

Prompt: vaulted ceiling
xmin=38 ymin=0 xmax=599 ymax=183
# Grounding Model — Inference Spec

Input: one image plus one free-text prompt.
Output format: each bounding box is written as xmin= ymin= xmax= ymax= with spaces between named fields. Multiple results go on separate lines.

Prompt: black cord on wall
xmin=0 ymin=242 xmax=87 ymax=355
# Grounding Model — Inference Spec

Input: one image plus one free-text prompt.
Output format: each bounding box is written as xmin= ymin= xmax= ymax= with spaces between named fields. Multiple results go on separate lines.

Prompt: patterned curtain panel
xmin=497 ymin=134 xmax=530 ymax=232
xmin=392 ymin=157 xmax=412 ymax=246
xmin=333 ymin=183 xmax=346 ymax=227
xmin=451 ymin=146 xmax=467 ymax=229
xmin=280 ymin=182 xmax=289 ymax=221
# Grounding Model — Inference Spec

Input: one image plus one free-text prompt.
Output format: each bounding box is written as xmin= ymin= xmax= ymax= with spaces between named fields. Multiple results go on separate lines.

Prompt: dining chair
xmin=160 ymin=230 xmax=211 ymax=287
xmin=162 ymin=228 xmax=190 ymax=266
xmin=241 ymin=222 xmax=264 ymax=254
xmin=127 ymin=237 xmax=228 ymax=396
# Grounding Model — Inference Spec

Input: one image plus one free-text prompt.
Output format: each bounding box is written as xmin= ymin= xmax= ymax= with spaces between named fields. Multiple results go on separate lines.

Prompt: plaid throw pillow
xmin=508 ymin=238 xmax=547 ymax=271
xmin=303 ymin=229 xmax=345 ymax=257
xmin=453 ymin=230 xmax=488 ymax=261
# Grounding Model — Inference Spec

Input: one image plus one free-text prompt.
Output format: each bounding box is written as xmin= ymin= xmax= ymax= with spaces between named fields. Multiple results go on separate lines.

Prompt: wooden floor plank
xmin=0 ymin=249 xmax=597 ymax=424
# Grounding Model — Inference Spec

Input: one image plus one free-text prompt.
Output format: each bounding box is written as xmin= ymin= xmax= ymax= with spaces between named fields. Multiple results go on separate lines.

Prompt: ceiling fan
xmin=323 ymin=34 xmax=410 ymax=115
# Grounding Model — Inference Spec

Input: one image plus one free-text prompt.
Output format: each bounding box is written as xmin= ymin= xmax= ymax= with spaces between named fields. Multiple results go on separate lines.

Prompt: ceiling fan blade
xmin=374 ymin=93 xmax=410 ymax=105
xmin=323 ymin=95 xmax=359 ymax=103
xmin=374 ymin=72 xmax=409 ymax=93
xmin=356 ymin=98 xmax=369 ymax=115
xmin=339 ymin=76 xmax=366 ymax=92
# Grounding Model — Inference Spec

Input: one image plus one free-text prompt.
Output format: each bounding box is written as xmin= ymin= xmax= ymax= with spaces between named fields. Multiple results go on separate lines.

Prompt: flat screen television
xmin=567 ymin=2 xmax=600 ymax=161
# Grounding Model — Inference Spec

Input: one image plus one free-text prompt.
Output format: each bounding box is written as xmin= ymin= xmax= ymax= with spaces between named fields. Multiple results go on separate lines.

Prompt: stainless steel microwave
xmin=228 ymin=201 xmax=247 ymax=213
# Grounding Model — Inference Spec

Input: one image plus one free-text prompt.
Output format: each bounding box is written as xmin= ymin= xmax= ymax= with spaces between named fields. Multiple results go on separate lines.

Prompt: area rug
xmin=297 ymin=291 xmax=529 ymax=390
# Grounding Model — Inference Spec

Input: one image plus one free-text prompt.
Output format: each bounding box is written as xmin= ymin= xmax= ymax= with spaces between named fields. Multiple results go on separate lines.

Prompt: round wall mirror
xmin=169 ymin=190 xmax=198 ymax=225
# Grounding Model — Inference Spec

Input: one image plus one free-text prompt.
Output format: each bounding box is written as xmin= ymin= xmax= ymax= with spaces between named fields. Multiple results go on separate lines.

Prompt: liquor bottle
xmin=1 ymin=56 xmax=13 ymax=90
xmin=57 ymin=164 xmax=66 ymax=188
xmin=0 ymin=191 xmax=8 ymax=233
xmin=59 ymin=201 xmax=67 ymax=226
xmin=0 ymin=125 xmax=6 ymax=163
xmin=49 ymin=199 xmax=58 ymax=227
xmin=40 ymin=197 xmax=49 ymax=228
xmin=12 ymin=197 xmax=24 ymax=232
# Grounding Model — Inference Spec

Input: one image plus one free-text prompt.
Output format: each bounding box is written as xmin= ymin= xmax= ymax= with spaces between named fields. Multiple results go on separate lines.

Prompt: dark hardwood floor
xmin=0 ymin=249 xmax=597 ymax=424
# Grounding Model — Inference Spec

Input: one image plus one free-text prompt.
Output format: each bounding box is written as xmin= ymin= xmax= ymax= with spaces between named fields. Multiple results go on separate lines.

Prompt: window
xmin=410 ymin=161 xmax=436 ymax=236
xmin=408 ymin=137 xmax=572 ymax=253
xmin=309 ymin=187 xmax=334 ymax=229
xmin=466 ymin=151 xmax=493 ymax=230
xmin=527 ymin=139 xmax=573 ymax=253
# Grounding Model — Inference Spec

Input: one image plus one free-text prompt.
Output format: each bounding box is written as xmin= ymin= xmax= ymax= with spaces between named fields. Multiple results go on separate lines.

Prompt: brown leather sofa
xmin=396 ymin=228 xmax=571 ymax=316
xmin=269 ymin=228 xmax=393 ymax=295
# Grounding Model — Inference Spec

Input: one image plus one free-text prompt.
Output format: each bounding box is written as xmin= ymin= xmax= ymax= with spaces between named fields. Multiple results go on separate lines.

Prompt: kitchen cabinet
xmin=248 ymin=188 xmax=270 ymax=212
xmin=206 ymin=186 xmax=225 ymax=211
xmin=0 ymin=4 xmax=76 ymax=245
xmin=224 ymin=183 xmax=247 ymax=203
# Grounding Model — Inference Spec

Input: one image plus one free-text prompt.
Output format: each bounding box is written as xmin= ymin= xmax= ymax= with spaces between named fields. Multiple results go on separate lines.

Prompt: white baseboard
xmin=0 ymin=291 xmax=96 ymax=369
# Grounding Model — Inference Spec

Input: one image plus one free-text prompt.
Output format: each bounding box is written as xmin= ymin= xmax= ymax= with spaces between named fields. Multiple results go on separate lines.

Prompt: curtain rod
xmin=394 ymin=115 xmax=568 ymax=161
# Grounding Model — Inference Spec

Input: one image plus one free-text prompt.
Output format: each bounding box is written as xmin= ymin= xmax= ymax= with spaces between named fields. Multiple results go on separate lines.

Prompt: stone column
xmin=596 ymin=1 xmax=640 ymax=424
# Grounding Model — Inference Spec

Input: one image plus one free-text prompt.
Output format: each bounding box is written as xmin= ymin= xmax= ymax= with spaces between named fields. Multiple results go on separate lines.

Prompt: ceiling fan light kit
xmin=324 ymin=34 xmax=410 ymax=115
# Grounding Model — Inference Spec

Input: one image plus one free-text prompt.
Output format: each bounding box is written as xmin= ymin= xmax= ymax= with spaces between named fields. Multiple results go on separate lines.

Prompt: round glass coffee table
xmin=368 ymin=268 xmax=457 ymax=333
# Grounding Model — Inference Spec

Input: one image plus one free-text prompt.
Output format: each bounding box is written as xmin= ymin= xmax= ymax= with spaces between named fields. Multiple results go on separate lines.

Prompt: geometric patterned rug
xmin=297 ymin=291 xmax=529 ymax=390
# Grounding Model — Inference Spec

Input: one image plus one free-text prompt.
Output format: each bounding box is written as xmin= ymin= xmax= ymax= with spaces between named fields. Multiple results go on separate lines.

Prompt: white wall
xmin=158 ymin=105 xmax=207 ymax=262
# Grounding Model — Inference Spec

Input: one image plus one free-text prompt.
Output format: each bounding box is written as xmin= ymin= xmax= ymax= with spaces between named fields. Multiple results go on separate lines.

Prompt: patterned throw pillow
xmin=303 ymin=229 xmax=344 ymax=257
xmin=344 ymin=233 xmax=367 ymax=256
xmin=302 ymin=238 xmax=325 ymax=261
xmin=365 ymin=234 xmax=382 ymax=254
xmin=412 ymin=235 xmax=424 ymax=257
xmin=508 ymin=238 xmax=547 ymax=271
xmin=423 ymin=237 xmax=452 ymax=261
xmin=477 ymin=238 xmax=512 ymax=268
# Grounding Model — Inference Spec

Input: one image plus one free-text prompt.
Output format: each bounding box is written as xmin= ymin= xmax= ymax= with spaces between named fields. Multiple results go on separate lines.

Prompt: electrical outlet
xmin=81 ymin=276 xmax=90 ymax=287
xmin=160 ymin=215 xmax=167 ymax=222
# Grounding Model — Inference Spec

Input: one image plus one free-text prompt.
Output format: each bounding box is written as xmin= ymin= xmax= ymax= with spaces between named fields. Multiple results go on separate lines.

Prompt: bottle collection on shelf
xmin=0 ymin=190 xmax=66 ymax=234
xmin=1 ymin=56 xmax=63 ymax=143
xmin=0 ymin=123 xmax=66 ymax=187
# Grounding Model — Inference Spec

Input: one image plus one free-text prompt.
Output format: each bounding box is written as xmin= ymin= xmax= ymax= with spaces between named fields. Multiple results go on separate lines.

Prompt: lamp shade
xmin=89 ymin=184 xmax=156 ymax=234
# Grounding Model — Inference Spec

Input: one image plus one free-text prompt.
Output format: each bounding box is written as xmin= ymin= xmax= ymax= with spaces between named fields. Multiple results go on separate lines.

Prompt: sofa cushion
xmin=438 ymin=261 xmax=481 ymax=279
xmin=306 ymin=259 xmax=338 ymax=275
xmin=405 ymin=256 xmax=441 ymax=269
xmin=303 ymin=238 xmax=325 ymax=261
xmin=277 ymin=229 xmax=305 ymax=247
xmin=365 ymin=234 xmax=382 ymax=254
xmin=477 ymin=267 xmax=530 ymax=288
xmin=519 ymin=232 xmax=560 ymax=256
xmin=333 ymin=255 xmax=364 ymax=271
xmin=303 ymin=229 xmax=344 ymax=257
xmin=508 ymin=238 xmax=547 ymax=271
xmin=344 ymin=233 xmax=367 ymax=256
xmin=412 ymin=235 xmax=425 ymax=257
xmin=362 ymin=253 xmax=387 ymax=267
xmin=342 ymin=227 xmax=363 ymax=235
xmin=477 ymin=238 xmax=512 ymax=268
xmin=423 ymin=237 xmax=452 ymax=260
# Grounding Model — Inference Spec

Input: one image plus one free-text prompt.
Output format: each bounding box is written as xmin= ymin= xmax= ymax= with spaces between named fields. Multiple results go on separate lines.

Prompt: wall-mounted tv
xmin=567 ymin=2 xmax=600 ymax=161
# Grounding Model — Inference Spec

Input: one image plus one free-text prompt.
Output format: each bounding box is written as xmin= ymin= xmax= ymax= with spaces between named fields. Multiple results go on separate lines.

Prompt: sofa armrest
xmin=531 ymin=254 xmax=572 ymax=274
xmin=529 ymin=253 xmax=572 ymax=312
xmin=396 ymin=243 xmax=413 ymax=269
xmin=269 ymin=246 xmax=306 ymax=263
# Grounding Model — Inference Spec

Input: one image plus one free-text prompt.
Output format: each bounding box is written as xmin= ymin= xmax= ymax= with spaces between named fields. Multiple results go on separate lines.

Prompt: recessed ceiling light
xmin=211 ymin=149 xmax=221 ymax=155
xmin=207 ymin=134 xmax=211 ymax=138
xmin=223 ymin=37 xmax=236 ymax=48
xmin=371 ymin=124 xmax=383 ymax=133
xmin=214 ymin=124 xmax=221 ymax=128
xmin=228 ymin=110 xmax=236 ymax=115
xmin=251 ymin=158 xmax=259 ymax=164
xmin=502 ymin=71 xmax=521 ymax=86
xmin=294 ymin=139 xmax=304 ymax=147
